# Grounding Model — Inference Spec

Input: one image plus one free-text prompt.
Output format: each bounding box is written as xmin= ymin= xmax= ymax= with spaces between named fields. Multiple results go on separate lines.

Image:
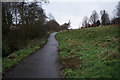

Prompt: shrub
xmin=2 ymin=40 xmax=10 ymax=57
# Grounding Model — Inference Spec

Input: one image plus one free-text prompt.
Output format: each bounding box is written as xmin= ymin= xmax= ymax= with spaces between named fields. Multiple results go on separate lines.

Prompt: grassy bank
xmin=56 ymin=25 xmax=120 ymax=78
xmin=2 ymin=37 xmax=47 ymax=73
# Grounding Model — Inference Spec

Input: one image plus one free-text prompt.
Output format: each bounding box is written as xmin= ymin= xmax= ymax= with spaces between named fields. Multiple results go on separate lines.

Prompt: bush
xmin=2 ymin=41 xmax=10 ymax=57
xmin=2 ymin=24 xmax=48 ymax=57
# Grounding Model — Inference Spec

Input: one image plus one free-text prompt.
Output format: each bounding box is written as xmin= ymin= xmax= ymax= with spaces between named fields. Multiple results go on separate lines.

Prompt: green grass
xmin=2 ymin=37 xmax=47 ymax=73
xmin=56 ymin=25 xmax=120 ymax=78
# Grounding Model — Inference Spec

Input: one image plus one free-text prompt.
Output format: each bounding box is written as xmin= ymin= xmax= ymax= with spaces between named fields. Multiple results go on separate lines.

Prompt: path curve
xmin=4 ymin=32 xmax=62 ymax=78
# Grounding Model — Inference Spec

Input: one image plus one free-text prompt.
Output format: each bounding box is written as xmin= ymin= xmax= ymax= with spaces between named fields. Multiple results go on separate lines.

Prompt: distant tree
xmin=111 ymin=17 xmax=120 ymax=24
xmin=96 ymin=20 xmax=100 ymax=26
xmin=11 ymin=2 xmax=20 ymax=24
xmin=100 ymin=10 xmax=110 ymax=25
xmin=17 ymin=2 xmax=25 ymax=24
xmin=116 ymin=1 xmax=120 ymax=18
xmin=46 ymin=20 xmax=60 ymax=31
xmin=60 ymin=20 xmax=71 ymax=30
xmin=89 ymin=10 xmax=99 ymax=24
xmin=82 ymin=16 xmax=88 ymax=28
xmin=112 ymin=1 xmax=120 ymax=24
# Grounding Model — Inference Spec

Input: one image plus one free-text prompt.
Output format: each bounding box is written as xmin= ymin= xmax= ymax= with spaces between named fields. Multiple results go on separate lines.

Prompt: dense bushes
xmin=45 ymin=20 xmax=60 ymax=32
xmin=2 ymin=41 xmax=10 ymax=57
xmin=2 ymin=23 xmax=50 ymax=57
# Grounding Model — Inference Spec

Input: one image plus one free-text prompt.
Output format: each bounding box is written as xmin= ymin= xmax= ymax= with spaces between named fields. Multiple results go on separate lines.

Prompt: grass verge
xmin=2 ymin=37 xmax=47 ymax=73
xmin=56 ymin=25 xmax=120 ymax=78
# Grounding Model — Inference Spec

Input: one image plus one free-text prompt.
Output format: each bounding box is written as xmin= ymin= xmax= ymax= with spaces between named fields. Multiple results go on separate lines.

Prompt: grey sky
xmin=42 ymin=0 xmax=119 ymax=29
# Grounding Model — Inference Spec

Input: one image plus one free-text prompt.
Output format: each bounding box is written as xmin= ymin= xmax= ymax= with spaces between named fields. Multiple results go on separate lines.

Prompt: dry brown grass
xmin=60 ymin=56 xmax=82 ymax=70
xmin=8 ymin=53 xmax=17 ymax=59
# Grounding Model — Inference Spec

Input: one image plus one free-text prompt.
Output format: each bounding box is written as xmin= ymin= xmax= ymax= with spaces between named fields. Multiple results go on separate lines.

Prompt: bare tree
xmin=100 ymin=10 xmax=110 ymax=25
xmin=10 ymin=2 xmax=20 ymax=25
xmin=60 ymin=20 xmax=71 ymax=30
xmin=116 ymin=1 xmax=120 ymax=18
xmin=2 ymin=2 xmax=12 ymax=35
xmin=89 ymin=10 xmax=99 ymax=24
xmin=47 ymin=13 xmax=55 ymax=20
xmin=112 ymin=1 xmax=120 ymax=24
xmin=82 ymin=16 xmax=88 ymax=28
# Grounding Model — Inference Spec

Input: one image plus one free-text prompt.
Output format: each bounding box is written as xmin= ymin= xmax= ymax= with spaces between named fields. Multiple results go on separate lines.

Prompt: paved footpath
xmin=3 ymin=32 xmax=62 ymax=78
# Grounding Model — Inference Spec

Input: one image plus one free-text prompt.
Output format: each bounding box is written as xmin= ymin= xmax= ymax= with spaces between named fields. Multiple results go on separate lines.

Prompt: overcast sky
xmin=42 ymin=0 xmax=119 ymax=29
